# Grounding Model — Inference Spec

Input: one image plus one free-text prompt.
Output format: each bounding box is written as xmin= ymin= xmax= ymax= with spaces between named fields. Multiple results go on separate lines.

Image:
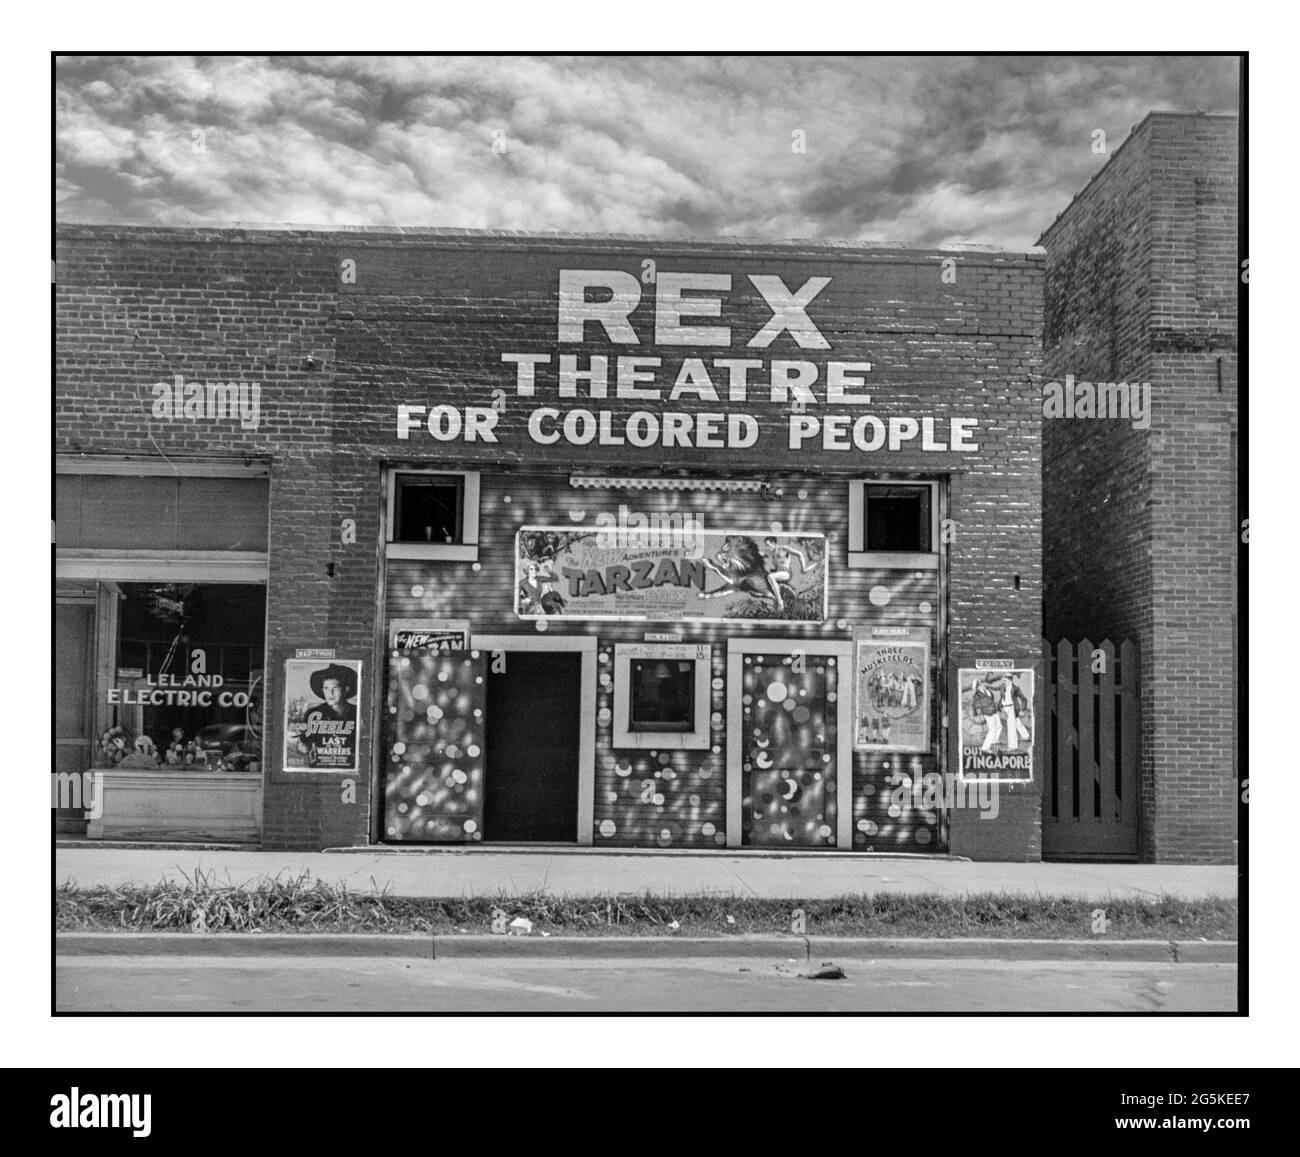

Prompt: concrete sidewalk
xmin=55 ymin=846 xmax=1238 ymax=901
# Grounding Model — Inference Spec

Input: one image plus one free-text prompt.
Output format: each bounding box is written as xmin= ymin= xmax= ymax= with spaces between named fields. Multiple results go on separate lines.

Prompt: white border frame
xmin=471 ymin=634 xmax=598 ymax=846
xmin=726 ymin=638 xmax=854 ymax=850
xmin=612 ymin=642 xmax=712 ymax=751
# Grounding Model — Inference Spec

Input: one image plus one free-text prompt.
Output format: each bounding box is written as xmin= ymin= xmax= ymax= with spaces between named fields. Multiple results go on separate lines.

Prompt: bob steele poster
xmin=283 ymin=659 xmax=362 ymax=772
xmin=957 ymin=664 xmax=1034 ymax=780
xmin=515 ymin=526 xmax=827 ymax=623
xmin=854 ymin=631 xmax=930 ymax=752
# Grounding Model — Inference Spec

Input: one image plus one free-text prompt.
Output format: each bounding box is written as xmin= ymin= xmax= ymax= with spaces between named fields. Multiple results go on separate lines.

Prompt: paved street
xmin=56 ymin=954 xmax=1237 ymax=1013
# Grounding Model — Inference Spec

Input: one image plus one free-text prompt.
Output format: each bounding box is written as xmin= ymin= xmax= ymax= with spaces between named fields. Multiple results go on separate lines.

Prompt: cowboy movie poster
xmin=282 ymin=659 xmax=362 ymax=772
xmin=958 ymin=664 xmax=1035 ymax=780
xmin=854 ymin=631 xmax=930 ymax=752
xmin=515 ymin=526 xmax=827 ymax=623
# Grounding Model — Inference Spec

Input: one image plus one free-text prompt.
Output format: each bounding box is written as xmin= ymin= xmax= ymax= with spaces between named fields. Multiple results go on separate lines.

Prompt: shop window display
xmin=99 ymin=582 xmax=266 ymax=772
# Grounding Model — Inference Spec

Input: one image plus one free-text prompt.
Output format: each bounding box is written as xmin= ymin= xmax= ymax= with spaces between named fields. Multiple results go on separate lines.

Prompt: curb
xmin=55 ymin=933 xmax=1238 ymax=963
xmin=317 ymin=847 xmax=972 ymax=861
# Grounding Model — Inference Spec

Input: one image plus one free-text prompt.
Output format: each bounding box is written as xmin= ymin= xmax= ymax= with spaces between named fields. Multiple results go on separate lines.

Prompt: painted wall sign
xmin=515 ymin=526 xmax=827 ymax=623
xmin=388 ymin=265 xmax=985 ymax=458
xmin=282 ymin=659 xmax=362 ymax=773
xmin=957 ymin=666 xmax=1034 ymax=781
xmin=854 ymin=631 xmax=930 ymax=752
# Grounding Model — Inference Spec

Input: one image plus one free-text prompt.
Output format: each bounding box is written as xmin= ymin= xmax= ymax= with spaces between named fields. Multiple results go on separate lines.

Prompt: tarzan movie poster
xmin=515 ymin=526 xmax=827 ymax=623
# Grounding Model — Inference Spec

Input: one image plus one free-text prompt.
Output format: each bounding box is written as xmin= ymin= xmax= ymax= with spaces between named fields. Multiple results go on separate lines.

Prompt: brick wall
xmin=56 ymin=224 xmax=1043 ymax=857
xmin=1039 ymin=113 xmax=1239 ymax=863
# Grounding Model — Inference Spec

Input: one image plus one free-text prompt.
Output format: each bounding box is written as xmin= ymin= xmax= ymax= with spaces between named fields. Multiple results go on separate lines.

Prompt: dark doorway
xmin=484 ymin=651 xmax=581 ymax=842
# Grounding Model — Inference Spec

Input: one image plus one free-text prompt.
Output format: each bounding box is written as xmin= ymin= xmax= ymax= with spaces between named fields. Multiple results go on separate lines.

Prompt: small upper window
xmin=848 ymin=480 xmax=940 ymax=569
xmin=393 ymin=474 xmax=462 ymax=544
xmin=866 ymin=485 xmax=931 ymax=553
xmin=385 ymin=470 xmax=480 ymax=561
xmin=629 ymin=660 xmax=697 ymax=733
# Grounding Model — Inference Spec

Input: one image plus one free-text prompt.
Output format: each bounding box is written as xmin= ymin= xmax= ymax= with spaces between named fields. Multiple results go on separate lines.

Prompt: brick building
xmin=55 ymin=225 xmax=1045 ymax=859
xmin=1040 ymin=112 xmax=1240 ymax=863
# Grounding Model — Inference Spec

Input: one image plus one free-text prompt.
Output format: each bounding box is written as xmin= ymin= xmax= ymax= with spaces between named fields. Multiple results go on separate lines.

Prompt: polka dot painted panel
xmin=740 ymin=654 xmax=837 ymax=847
xmin=594 ymin=749 xmax=725 ymax=847
xmin=383 ymin=649 xmax=486 ymax=842
xmin=592 ymin=643 xmax=728 ymax=848
xmin=853 ymin=751 xmax=944 ymax=850
xmin=849 ymin=569 xmax=939 ymax=623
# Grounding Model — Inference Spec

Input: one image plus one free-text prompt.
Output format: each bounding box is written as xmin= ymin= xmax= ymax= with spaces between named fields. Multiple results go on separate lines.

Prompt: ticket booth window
xmin=613 ymin=644 xmax=711 ymax=749
xmin=629 ymin=660 xmax=697 ymax=733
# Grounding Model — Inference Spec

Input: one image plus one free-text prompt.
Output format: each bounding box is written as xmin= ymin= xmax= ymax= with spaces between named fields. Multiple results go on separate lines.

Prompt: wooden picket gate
xmin=1041 ymin=639 xmax=1140 ymax=859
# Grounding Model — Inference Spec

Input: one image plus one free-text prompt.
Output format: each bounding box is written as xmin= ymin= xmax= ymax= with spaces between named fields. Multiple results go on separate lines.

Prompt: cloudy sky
xmin=55 ymin=55 xmax=1239 ymax=249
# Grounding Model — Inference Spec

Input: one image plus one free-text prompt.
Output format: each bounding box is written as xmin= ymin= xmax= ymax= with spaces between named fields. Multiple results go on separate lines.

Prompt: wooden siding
xmin=384 ymin=472 xmax=943 ymax=851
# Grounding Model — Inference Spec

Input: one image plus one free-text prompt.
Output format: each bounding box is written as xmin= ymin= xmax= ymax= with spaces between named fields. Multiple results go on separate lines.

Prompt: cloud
xmin=55 ymin=54 xmax=1239 ymax=247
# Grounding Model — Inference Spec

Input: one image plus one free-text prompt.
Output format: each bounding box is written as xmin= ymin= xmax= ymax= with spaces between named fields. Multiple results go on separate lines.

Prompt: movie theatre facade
xmin=55 ymin=225 xmax=1044 ymax=859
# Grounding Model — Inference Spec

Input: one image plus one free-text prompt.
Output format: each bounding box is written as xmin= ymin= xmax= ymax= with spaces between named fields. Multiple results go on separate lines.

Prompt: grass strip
xmin=55 ymin=868 xmax=1237 ymax=939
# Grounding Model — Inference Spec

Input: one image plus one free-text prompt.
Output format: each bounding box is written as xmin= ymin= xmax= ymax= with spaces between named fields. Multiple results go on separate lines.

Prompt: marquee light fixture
xmin=568 ymin=476 xmax=767 ymax=493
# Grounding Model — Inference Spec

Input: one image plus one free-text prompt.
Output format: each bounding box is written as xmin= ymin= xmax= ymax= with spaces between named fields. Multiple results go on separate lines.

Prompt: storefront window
xmin=101 ymin=582 xmax=265 ymax=772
